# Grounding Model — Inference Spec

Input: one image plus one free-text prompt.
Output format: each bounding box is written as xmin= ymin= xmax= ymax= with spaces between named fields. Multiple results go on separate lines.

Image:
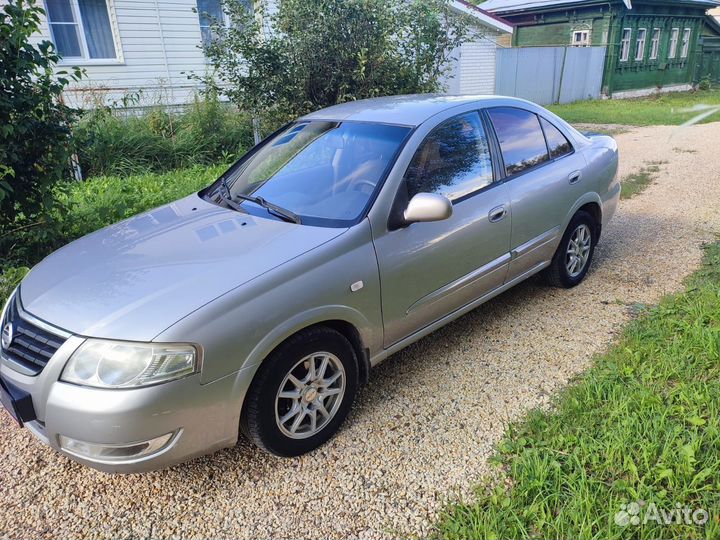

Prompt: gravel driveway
xmin=2 ymin=123 xmax=720 ymax=540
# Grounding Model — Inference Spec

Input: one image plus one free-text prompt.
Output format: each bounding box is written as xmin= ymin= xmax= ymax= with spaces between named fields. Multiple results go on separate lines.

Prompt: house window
xmin=197 ymin=0 xmax=224 ymax=46
xmin=197 ymin=0 xmax=252 ymax=46
xmin=650 ymin=28 xmax=661 ymax=60
xmin=681 ymin=28 xmax=692 ymax=58
xmin=572 ymin=30 xmax=590 ymax=47
xmin=620 ymin=28 xmax=632 ymax=62
xmin=669 ymin=28 xmax=679 ymax=59
xmin=635 ymin=28 xmax=647 ymax=61
xmin=45 ymin=0 xmax=117 ymax=60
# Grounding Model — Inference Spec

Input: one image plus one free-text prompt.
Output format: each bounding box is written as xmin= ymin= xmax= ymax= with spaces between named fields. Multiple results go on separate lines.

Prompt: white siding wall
xmin=458 ymin=32 xmax=500 ymax=95
xmin=443 ymin=29 xmax=504 ymax=96
xmin=443 ymin=45 xmax=462 ymax=94
xmin=1 ymin=0 xmax=211 ymax=107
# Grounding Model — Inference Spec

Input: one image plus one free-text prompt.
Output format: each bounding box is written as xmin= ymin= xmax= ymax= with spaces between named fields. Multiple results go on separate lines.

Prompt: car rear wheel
xmin=544 ymin=210 xmax=597 ymax=288
xmin=240 ymin=326 xmax=358 ymax=457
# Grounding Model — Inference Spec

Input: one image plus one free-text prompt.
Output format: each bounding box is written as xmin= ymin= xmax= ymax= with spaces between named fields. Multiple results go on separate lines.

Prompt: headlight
xmin=61 ymin=339 xmax=200 ymax=389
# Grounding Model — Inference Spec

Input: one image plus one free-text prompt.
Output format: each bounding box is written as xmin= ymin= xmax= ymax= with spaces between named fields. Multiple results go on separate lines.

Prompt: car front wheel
xmin=240 ymin=326 xmax=358 ymax=457
xmin=544 ymin=210 xmax=597 ymax=288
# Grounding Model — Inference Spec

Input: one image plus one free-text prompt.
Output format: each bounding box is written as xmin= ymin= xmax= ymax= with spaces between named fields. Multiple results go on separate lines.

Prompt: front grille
xmin=1 ymin=295 xmax=67 ymax=375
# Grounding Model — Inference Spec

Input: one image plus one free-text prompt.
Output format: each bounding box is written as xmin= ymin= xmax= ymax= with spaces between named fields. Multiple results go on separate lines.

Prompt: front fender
xmin=219 ymin=304 xmax=375 ymax=447
xmin=242 ymin=305 xmax=375 ymax=369
xmin=155 ymin=220 xmax=383 ymax=384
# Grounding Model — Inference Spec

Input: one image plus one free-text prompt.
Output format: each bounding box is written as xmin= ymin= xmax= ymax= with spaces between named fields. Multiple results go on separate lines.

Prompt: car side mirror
xmin=403 ymin=193 xmax=453 ymax=224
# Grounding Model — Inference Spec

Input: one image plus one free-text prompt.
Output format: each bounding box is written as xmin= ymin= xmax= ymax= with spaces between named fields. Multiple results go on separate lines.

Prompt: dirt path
xmin=1 ymin=123 xmax=719 ymax=540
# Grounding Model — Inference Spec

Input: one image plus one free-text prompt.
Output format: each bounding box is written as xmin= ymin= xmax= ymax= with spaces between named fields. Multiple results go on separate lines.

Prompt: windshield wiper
xmin=235 ymin=193 xmax=302 ymax=224
xmin=213 ymin=178 xmax=301 ymax=224
xmin=213 ymin=178 xmax=245 ymax=212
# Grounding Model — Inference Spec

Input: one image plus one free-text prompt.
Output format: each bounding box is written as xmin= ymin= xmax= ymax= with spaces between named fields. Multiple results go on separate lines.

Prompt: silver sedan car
xmin=0 ymin=95 xmax=620 ymax=472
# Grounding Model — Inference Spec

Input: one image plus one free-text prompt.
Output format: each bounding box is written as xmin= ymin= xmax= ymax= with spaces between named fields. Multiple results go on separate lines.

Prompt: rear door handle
xmin=488 ymin=205 xmax=508 ymax=223
xmin=569 ymin=171 xmax=582 ymax=185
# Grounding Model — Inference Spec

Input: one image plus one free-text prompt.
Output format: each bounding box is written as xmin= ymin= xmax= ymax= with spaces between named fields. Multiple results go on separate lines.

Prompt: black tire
xmin=544 ymin=210 xmax=597 ymax=288
xmin=240 ymin=326 xmax=359 ymax=457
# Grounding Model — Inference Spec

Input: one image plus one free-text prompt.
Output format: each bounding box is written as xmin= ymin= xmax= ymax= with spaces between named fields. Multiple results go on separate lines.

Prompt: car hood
xmin=20 ymin=194 xmax=346 ymax=341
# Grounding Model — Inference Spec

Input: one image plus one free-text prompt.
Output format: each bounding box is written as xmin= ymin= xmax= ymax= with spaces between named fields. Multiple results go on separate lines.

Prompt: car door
xmin=486 ymin=107 xmax=587 ymax=282
xmin=372 ymin=111 xmax=512 ymax=347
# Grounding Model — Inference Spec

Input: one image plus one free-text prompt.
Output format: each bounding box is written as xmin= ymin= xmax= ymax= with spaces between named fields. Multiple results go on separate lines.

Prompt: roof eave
xmin=705 ymin=13 xmax=720 ymax=34
xmin=484 ymin=0 xmax=720 ymax=16
xmin=483 ymin=0 xmax=606 ymax=15
xmin=450 ymin=0 xmax=514 ymax=33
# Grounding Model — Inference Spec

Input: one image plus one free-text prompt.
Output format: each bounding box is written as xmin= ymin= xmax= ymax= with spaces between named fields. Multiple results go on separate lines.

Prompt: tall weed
xmin=73 ymin=92 xmax=254 ymax=177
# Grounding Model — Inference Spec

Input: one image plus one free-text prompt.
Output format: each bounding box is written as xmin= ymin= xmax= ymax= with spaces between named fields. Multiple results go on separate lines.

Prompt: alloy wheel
xmin=275 ymin=352 xmax=346 ymax=439
xmin=565 ymin=224 xmax=592 ymax=278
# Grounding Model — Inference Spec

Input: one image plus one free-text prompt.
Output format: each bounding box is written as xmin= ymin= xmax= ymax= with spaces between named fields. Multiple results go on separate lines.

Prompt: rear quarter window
xmin=487 ymin=107 xmax=550 ymax=177
xmin=540 ymin=117 xmax=573 ymax=159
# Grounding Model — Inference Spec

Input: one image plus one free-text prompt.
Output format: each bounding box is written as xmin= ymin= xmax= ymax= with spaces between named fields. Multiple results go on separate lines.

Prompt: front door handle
xmin=488 ymin=205 xmax=508 ymax=223
xmin=568 ymin=171 xmax=582 ymax=185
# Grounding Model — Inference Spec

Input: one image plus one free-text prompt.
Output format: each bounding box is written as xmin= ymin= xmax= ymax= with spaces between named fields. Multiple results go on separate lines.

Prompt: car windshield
xmin=214 ymin=120 xmax=411 ymax=226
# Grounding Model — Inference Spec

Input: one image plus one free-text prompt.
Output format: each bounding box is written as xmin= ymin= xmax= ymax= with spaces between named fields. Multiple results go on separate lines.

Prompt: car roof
xmin=299 ymin=94 xmax=531 ymax=127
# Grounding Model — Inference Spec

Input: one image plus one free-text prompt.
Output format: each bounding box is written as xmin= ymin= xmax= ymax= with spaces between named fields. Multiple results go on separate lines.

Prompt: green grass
xmin=549 ymin=89 xmax=720 ymax=126
xmin=575 ymin=125 xmax=632 ymax=137
xmin=621 ymin=161 xmax=668 ymax=200
xmin=438 ymin=241 xmax=720 ymax=540
xmin=52 ymin=164 xmax=226 ymax=241
xmin=0 ymin=164 xmax=226 ymax=306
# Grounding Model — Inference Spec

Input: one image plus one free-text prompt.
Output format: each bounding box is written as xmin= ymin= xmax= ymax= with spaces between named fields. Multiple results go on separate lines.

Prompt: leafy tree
xmin=0 ymin=0 xmax=82 ymax=232
xmin=198 ymin=0 xmax=478 ymax=123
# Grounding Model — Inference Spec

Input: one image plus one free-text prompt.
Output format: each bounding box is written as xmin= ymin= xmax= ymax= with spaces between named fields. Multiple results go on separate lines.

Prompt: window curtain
xmin=197 ymin=0 xmax=223 ymax=46
xmin=77 ymin=0 xmax=116 ymax=59
xmin=46 ymin=0 xmax=82 ymax=57
xmin=197 ymin=0 xmax=223 ymax=26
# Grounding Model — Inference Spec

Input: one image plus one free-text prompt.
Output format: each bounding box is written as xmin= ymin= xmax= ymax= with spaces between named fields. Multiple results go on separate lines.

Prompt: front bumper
xmin=0 ymin=318 xmax=256 ymax=474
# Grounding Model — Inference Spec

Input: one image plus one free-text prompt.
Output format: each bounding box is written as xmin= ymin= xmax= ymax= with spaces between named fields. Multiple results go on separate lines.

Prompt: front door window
xmin=403 ymin=112 xmax=494 ymax=202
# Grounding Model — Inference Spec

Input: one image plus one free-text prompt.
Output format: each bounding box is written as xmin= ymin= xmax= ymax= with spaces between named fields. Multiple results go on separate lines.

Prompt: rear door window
xmin=487 ymin=107 xmax=550 ymax=177
xmin=540 ymin=117 xmax=573 ymax=159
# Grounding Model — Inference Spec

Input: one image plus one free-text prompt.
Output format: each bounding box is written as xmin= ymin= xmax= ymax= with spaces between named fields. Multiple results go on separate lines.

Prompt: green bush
xmin=0 ymin=267 xmax=29 ymax=308
xmin=200 ymin=0 xmax=477 ymax=121
xmin=73 ymin=92 xmax=255 ymax=178
xmin=0 ymin=0 xmax=82 ymax=231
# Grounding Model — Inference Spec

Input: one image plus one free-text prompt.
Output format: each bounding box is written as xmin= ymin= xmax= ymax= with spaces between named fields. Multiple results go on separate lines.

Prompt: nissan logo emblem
xmin=1 ymin=322 xmax=13 ymax=351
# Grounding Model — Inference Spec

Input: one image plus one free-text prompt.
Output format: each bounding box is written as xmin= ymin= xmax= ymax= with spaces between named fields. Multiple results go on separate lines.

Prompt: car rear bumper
xmin=602 ymin=176 xmax=622 ymax=230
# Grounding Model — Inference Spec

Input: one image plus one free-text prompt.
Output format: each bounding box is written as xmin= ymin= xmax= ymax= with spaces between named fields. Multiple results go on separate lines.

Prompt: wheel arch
xmin=235 ymin=315 xmax=372 ymax=446
xmin=565 ymin=194 xmax=603 ymax=241
xmin=241 ymin=307 xmax=374 ymax=386
xmin=577 ymin=201 xmax=603 ymax=241
xmin=320 ymin=320 xmax=371 ymax=386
